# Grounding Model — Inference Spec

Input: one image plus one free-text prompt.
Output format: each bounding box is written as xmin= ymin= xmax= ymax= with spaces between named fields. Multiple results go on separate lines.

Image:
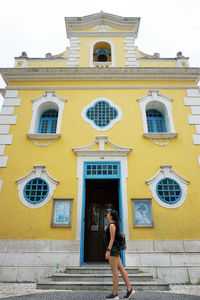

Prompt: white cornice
xmin=1 ymin=68 xmax=200 ymax=84
xmin=4 ymin=85 xmax=199 ymax=90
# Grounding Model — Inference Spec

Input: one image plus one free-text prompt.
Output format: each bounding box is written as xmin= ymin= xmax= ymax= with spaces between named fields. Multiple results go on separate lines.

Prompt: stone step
xmin=52 ymin=272 xmax=153 ymax=282
xmin=64 ymin=266 xmax=139 ymax=275
xmin=37 ymin=279 xmax=170 ymax=291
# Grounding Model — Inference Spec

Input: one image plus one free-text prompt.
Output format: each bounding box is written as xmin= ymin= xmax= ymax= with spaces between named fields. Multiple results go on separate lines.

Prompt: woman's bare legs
xmin=108 ymin=256 xmax=119 ymax=295
xmin=117 ymin=257 xmax=132 ymax=291
xmin=108 ymin=255 xmax=132 ymax=295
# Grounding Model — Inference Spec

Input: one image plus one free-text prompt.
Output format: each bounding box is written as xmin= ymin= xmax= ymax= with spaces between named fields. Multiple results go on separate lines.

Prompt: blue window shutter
xmin=38 ymin=110 xmax=58 ymax=133
xmin=146 ymin=109 xmax=166 ymax=133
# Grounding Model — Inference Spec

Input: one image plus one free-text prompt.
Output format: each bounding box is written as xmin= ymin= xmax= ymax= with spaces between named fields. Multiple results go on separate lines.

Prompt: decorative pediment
xmin=72 ymin=136 xmax=132 ymax=156
xmin=65 ymin=11 xmax=140 ymax=38
xmin=137 ymin=90 xmax=173 ymax=104
xmin=32 ymin=90 xmax=67 ymax=104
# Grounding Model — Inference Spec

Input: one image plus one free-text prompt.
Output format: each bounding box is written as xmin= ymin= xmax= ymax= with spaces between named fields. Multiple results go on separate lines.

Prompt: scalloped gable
xmin=146 ymin=165 xmax=189 ymax=186
xmin=16 ymin=165 xmax=59 ymax=185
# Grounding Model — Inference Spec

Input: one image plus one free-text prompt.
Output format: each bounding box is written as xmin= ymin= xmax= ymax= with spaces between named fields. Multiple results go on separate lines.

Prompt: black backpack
xmin=117 ymin=233 xmax=126 ymax=250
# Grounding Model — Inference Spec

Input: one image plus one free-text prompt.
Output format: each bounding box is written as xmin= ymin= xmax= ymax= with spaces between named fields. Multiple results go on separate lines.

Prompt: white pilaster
xmin=123 ymin=37 xmax=137 ymax=67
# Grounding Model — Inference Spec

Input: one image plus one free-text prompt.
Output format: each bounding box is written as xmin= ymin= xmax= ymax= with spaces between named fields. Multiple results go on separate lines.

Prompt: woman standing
xmin=105 ymin=210 xmax=135 ymax=300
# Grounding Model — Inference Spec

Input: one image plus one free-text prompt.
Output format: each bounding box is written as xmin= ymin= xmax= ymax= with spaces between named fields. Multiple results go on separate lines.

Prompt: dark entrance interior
xmin=84 ymin=179 xmax=119 ymax=263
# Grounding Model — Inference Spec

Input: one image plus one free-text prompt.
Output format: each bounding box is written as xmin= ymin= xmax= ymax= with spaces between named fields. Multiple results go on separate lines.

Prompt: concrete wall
xmin=126 ymin=240 xmax=200 ymax=284
xmin=0 ymin=239 xmax=200 ymax=284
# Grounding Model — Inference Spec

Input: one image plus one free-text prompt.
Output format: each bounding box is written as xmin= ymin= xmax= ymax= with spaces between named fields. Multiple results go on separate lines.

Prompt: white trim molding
xmin=90 ymin=39 xmax=115 ymax=68
xmin=0 ymin=180 xmax=2 ymax=192
xmin=72 ymin=136 xmax=132 ymax=247
xmin=137 ymin=90 xmax=178 ymax=146
xmin=28 ymin=91 xmax=66 ymax=146
xmin=82 ymin=97 xmax=122 ymax=131
xmin=16 ymin=165 xmax=59 ymax=209
xmin=146 ymin=165 xmax=189 ymax=209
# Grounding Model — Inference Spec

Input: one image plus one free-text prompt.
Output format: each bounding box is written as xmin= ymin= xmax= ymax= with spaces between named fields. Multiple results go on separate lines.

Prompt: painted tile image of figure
xmin=135 ymin=202 xmax=151 ymax=225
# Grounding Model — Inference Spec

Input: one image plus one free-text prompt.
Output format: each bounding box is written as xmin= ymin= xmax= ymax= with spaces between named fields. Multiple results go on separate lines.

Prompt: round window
xmin=23 ymin=178 xmax=49 ymax=204
xmin=156 ymin=178 xmax=182 ymax=204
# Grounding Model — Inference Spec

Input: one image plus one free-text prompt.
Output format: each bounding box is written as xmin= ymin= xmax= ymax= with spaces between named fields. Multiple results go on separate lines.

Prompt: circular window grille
xmin=156 ymin=178 xmax=182 ymax=204
xmin=23 ymin=178 xmax=49 ymax=204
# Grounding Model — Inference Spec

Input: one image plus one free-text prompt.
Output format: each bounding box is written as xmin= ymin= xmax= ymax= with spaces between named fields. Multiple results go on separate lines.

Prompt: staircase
xmin=37 ymin=265 xmax=170 ymax=291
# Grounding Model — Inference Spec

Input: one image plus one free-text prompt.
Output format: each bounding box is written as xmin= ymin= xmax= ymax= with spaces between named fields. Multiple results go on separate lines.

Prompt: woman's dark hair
xmin=110 ymin=210 xmax=121 ymax=236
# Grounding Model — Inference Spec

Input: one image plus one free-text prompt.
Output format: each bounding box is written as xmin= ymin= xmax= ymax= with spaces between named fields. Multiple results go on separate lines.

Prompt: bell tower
xmin=65 ymin=11 xmax=140 ymax=68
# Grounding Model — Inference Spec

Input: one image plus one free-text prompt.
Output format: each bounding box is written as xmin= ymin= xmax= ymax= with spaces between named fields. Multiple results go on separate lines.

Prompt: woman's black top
xmin=106 ymin=222 xmax=119 ymax=248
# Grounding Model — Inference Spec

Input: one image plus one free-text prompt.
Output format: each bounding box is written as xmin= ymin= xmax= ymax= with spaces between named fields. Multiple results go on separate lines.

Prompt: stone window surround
xmin=81 ymin=97 xmax=122 ymax=131
xmin=27 ymin=91 xmax=67 ymax=143
xmin=137 ymin=90 xmax=178 ymax=145
xmin=146 ymin=165 xmax=189 ymax=209
xmin=16 ymin=165 xmax=59 ymax=209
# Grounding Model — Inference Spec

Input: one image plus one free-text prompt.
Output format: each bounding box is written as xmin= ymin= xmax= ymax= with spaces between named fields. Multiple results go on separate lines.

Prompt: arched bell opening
xmin=93 ymin=42 xmax=111 ymax=63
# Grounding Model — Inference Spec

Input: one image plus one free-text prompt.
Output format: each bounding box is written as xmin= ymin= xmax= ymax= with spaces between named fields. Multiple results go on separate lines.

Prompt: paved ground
xmin=1 ymin=284 xmax=200 ymax=299
xmin=0 ymin=290 xmax=200 ymax=300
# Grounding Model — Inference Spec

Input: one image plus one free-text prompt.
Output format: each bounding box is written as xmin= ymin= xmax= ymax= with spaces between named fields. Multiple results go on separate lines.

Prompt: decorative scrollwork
xmin=32 ymin=139 xmax=55 ymax=147
xmin=149 ymin=138 xmax=173 ymax=146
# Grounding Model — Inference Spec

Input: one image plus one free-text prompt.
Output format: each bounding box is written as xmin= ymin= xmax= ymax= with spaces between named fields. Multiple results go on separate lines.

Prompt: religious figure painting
xmin=132 ymin=199 xmax=154 ymax=227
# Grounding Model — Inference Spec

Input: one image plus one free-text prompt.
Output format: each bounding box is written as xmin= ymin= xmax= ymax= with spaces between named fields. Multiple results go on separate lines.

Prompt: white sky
xmin=0 ymin=0 xmax=199 ymax=105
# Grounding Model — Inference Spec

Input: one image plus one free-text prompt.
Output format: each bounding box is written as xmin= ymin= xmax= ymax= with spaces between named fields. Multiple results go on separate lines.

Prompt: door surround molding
xmin=73 ymin=136 xmax=132 ymax=265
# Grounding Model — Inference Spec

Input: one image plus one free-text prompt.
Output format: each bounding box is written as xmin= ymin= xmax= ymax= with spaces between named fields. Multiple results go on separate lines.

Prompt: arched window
xmin=38 ymin=109 xmax=58 ymax=134
xmin=93 ymin=42 xmax=111 ymax=63
xmin=146 ymin=109 xmax=166 ymax=133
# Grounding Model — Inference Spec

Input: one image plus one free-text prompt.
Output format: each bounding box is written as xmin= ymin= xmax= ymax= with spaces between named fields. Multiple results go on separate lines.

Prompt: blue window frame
xmin=86 ymin=101 xmax=118 ymax=128
xmin=38 ymin=109 xmax=58 ymax=133
xmin=24 ymin=178 xmax=49 ymax=204
xmin=146 ymin=109 xmax=166 ymax=133
xmin=84 ymin=162 xmax=120 ymax=178
xmin=156 ymin=178 xmax=182 ymax=204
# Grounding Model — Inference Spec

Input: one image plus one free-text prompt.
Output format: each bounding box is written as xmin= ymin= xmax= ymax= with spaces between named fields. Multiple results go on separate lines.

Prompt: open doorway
xmin=84 ymin=179 xmax=119 ymax=262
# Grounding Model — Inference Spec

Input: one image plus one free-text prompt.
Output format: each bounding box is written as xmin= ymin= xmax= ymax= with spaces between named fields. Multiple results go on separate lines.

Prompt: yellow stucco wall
xmin=138 ymin=61 xmax=177 ymax=67
xmin=28 ymin=61 xmax=67 ymax=68
xmin=77 ymin=36 xmax=127 ymax=67
xmin=0 ymin=82 xmax=200 ymax=240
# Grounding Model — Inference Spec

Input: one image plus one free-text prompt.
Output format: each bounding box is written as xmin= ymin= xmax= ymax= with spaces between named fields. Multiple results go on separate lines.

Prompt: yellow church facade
xmin=0 ymin=12 xmax=200 ymax=283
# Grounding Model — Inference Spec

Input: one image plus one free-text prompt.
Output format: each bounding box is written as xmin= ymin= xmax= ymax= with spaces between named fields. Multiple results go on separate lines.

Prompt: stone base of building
xmin=0 ymin=239 xmax=200 ymax=284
